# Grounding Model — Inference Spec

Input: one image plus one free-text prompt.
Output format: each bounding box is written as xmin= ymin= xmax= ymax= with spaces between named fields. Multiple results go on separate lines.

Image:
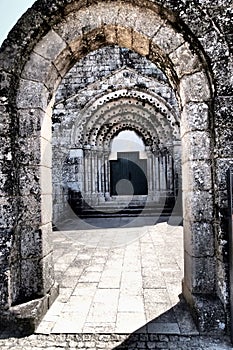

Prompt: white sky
xmin=111 ymin=131 xmax=145 ymax=152
xmin=0 ymin=0 xmax=35 ymax=45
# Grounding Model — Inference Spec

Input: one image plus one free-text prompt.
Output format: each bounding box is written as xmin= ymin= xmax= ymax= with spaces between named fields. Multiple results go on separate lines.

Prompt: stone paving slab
xmin=34 ymin=221 xmax=197 ymax=335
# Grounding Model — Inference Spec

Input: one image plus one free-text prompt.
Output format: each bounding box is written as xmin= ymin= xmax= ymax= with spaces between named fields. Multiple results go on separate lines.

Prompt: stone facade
xmin=0 ymin=0 xmax=232 ymax=336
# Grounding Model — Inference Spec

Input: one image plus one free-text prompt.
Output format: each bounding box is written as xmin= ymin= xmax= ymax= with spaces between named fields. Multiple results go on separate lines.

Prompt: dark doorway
xmin=110 ymin=152 xmax=148 ymax=196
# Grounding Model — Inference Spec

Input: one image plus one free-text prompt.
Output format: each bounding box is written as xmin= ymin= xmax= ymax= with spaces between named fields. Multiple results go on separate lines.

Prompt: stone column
xmin=146 ymin=147 xmax=153 ymax=199
xmin=154 ymin=154 xmax=160 ymax=202
xmin=159 ymin=154 xmax=166 ymax=192
xmin=166 ymin=152 xmax=174 ymax=194
xmin=91 ymin=146 xmax=98 ymax=205
xmin=97 ymin=147 xmax=105 ymax=203
xmin=104 ymin=150 xmax=110 ymax=200
xmin=180 ymin=104 xmax=224 ymax=333
xmin=84 ymin=148 xmax=89 ymax=193
xmin=172 ymin=141 xmax=182 ymax=197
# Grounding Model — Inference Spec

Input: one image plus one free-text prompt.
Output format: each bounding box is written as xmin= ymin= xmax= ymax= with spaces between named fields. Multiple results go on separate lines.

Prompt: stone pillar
xmin=101 ymin=153 xmax=105 ymax=196
xmin=167 ymin=152 xmax=174 ymax=194
xmin=146 ymin=147 xmax=153 ymax=198
xmin=180 ymin=105 xmax=224 ymax=333
xmin=154 ymin=155 xmax=160 ymax=191
xmin=91 ymin=147 xmax=98 ymax=205
xmin=159 ymin=155 xmax=166 ymax=192
xmin=97 ymin=147 xmax=105 ymax=203
xmin=84 ymin=148 xmax=89 ymax=193
xmin=104 ymin=150 xmax=110 ymax=200
xmin=172 ymin=141 xmax=182 ymax=197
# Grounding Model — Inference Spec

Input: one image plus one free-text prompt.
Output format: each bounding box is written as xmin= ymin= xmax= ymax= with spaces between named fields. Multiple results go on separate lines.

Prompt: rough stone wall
xmin=55 ymin=46 xmax=169 ymax=102
xmin=0 ymin=0 xmax=232 ymax=334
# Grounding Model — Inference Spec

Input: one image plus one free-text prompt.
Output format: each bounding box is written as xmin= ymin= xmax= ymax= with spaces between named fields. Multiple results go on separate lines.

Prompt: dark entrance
xmin=110 ymin=152 xmax=148 ymax=196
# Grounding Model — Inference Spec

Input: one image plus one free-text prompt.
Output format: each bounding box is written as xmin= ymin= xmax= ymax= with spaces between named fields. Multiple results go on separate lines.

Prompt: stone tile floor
xmin=36 ymin=218 xmax=198 ymax=335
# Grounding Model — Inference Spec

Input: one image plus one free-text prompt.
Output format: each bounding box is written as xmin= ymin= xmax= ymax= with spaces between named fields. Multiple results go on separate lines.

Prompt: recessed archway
xmin=0 ymin=0 xmax=229 ymax=335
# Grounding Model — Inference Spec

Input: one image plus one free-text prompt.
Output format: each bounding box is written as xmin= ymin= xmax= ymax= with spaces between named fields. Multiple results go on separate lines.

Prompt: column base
xmin=182 ymin=280 xmax=226 ymax=335
xmin=0 ymin=282 xmax=59 ymax=336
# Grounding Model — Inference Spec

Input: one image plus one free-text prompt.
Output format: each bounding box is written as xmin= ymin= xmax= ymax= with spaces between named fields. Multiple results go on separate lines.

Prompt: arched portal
xmin=0 ymin=0 xmax=231 ymax=335
xmin=59 ymin=85 xmax=181 ymax=217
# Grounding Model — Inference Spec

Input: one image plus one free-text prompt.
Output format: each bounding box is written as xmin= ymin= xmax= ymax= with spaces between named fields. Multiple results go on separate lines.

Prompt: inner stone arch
xmin=55 ymin=76 xmax=181 ymax=222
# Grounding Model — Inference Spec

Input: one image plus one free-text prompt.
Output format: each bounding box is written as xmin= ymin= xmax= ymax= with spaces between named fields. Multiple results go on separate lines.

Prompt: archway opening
xmin=34 ymin=42 xmax=187 ymax=334
xmin=110 ymin=130 xmax=148 ymax=197
xmin=0 ymin=0 xmax=225 ymax=336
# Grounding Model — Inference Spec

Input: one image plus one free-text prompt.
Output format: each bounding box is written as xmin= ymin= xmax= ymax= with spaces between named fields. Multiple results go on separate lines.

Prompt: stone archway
xmin=0 ymin=0 xmax=231 ymax=334
xmin=58 ymin=87 xmax=181 ymax=213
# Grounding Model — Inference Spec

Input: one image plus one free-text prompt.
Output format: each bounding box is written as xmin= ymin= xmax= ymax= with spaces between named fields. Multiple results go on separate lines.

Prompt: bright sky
xmin=112 ymin=131 xmax=145 ymax=152
xmin=0 ymin=0 xmax=35 ymax=45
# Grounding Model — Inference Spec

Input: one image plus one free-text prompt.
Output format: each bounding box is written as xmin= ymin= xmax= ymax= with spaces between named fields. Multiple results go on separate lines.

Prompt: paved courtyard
xmin=1 ymin=218 xmax=233 ymax=349
xmin=36 ymin=219 xmax=197 ymax=335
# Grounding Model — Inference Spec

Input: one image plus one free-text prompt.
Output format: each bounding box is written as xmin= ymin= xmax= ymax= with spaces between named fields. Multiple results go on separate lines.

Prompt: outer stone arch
xmin=0 ymin=0 xmax=226 ymax=334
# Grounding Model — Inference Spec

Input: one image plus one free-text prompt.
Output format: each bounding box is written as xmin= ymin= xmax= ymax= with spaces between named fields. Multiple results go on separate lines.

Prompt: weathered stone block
xmin=0 ymin=165 xmax=14 ymax=197
xmin=53 ymin=47 xmax=74 ymax=78
xmin=18 ymin=195 xmax=41 ymax=225
xmin=20 ymin=222 xmax=52 ymax=261
xmin=117 ymin=4 xmax=137 ymax=28
xmin=33 ymin=29 xmax=67 ymax=62
xmin=18 ymin=166 xmax=40 ymax=197
xmin=183 ymin=219 xmax=214 ymax=257
xmin=184 ymin=252 xmax=215 ymax=294
xmin=18 ymin=109 xmax=42 ymax=138
xmin=0 ymin=273 xmax=10 ymax=309
xmin=68 ymin=36 xmax=84 ymax=59
xmin=181 ymin=102 xmax=209 ymax=136
xmin=132 ymin=32 xmax=149 ymax=56
xmin=0 ymin=197 xmax=17 ymax=230
xmin=182 ymin=160 xmax=213 ymax=191
xmin=182 ymin=131 xmax=212 ymax=163
xmin=21 ymin=52 xmax=60 ymax=92
xmin=20 ymin=258 xmax=43 ymax=299
xmin=134 ymin=9 xmax=161 ymax=38
xmin=0 ymin=136 xmax=12 ymax=162
xmin=182 ymin=282 xmax=226 ymax=335
xmin=183 ymin=190 xmax=214 ymax=222
xmin=54 ymin=7 xmax=98 ymax=44
xmin=169 ymin=43 xmax=202 ymax=78
xmin=215 ymin=158 xmax=233 ymax=191
xmin=104 ymin=25 xmax=117 ymax=45
xmin=179 ymin=72 xmax=211 ymax=106
xmin=20 ymin=228 xmax=42 ymax=260
xmin=153 ymin=24 xmax=184 ymax=55
xmin=16 ymin=136 xmax=41 ymax=166
xmin=117 ymin=27 xmax=132 ymax=49
xmin=16 ymin=79 xmax=49 ymax=111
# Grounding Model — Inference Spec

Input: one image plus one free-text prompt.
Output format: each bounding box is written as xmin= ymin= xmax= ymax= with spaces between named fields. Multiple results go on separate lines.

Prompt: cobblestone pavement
xmin=0 ymin=333 xmax=232 ymax=349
